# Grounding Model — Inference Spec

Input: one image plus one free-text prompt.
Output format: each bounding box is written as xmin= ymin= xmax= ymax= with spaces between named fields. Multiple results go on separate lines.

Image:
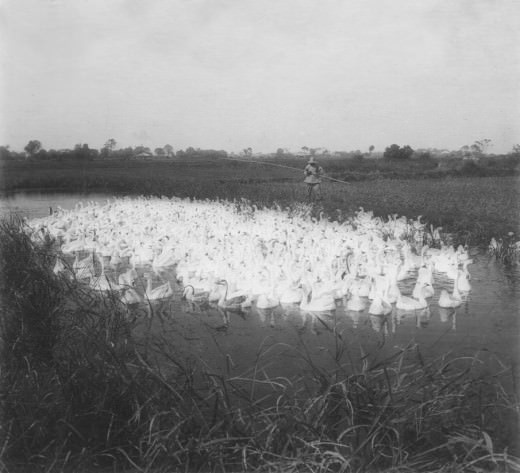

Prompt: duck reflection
xmin=181 ymin=298 xmax=210 ymax=314
xmin=256 ymin=307 xmax=276 ymax=327
xmin=369 ymin=314 xmax=388 ymax=334
xmin=346 ymin=309 xmax=366 ymax=329
xmin=214 ymin=306 xmax=247 ymax=331
xmin=144 ymin=299 xmax=174 ymax=321
xmin=438 ymin=307 xmax=457 ymax=331
xmin=416 ymin=307 xmax=431 ymax=328
xmin=285 ymin=309 xmax=332 ymax=335
xmin=394 ymin=306 xmax=431 ymax=329
xmin=299 ymin=312 xmax=321 ymax=335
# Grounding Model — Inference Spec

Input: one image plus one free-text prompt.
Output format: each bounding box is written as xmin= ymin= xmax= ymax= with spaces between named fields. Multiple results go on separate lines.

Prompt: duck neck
xmin=302 ymin=284 xmax=312 ymax=303
xmin=218 ymin=281 xmax=228 ymax=305
xmin=184 ymin=285 xmax=194 ymax=299
xmin=452 ymin=278 xmax=461 ymax=298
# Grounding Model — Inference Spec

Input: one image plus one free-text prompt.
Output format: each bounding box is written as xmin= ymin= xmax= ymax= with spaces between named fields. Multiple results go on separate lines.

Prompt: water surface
xmin=1 ymin=191 xmax=518 ymax=382
xmin=0 ymin=190 xmax=120 ymax=219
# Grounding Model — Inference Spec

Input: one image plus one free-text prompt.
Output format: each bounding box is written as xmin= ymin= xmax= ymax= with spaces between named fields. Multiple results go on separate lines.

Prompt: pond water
xmin=2 ymin=191 xmax=519 ymax=383
xmin=0 ymin=190 xmax=120 ymax=219
xmin=127 ymin=256 xmax=520 ymax=387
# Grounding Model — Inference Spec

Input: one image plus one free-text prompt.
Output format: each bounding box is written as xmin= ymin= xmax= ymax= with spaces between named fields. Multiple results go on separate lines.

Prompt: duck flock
xmin=27 ymin=196 xmax=473 ymax=319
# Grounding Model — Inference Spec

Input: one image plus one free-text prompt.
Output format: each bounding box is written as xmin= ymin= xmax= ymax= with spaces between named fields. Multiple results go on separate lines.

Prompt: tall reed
xmin=0 ymin=217 xmax=151 ymax=471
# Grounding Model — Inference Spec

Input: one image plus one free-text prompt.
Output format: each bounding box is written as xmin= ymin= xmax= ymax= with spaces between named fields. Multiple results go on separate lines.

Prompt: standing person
xmin=303 ymin=156 xmax=324 ymax=202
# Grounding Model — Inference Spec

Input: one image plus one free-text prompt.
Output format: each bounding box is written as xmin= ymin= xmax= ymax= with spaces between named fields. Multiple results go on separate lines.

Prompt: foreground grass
xmin=1 ymin=217 xmax=519 ymax=473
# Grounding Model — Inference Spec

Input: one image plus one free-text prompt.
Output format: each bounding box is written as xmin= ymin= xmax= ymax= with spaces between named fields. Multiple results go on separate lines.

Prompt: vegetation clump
xmin=489 ymin=232 xmax=520 ymax=264
xmin=0 ymin=217 xmax=147 ymax=471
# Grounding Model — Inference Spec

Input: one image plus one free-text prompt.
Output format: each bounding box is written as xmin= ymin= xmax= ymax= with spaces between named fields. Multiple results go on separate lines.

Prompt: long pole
xmin=216 ymin=155 xmax=352 ymax=185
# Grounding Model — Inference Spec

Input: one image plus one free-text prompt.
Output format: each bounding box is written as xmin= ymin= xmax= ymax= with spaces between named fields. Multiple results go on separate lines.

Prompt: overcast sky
xmin=1 ymin=0 xmax=519 ymax=153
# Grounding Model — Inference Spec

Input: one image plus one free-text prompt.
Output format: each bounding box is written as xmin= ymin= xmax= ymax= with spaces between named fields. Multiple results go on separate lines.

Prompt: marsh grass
xmin=489 ymin=233 xmax=520 ymax=265
xmin=0 ymin=217 xmax=152 ymax=472
xmin=1 ymin=219 xmax=519 ymax=472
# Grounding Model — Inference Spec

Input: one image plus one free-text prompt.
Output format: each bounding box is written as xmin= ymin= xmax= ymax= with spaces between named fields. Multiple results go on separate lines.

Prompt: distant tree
xmin=413 ymin=149 xmax=432 ymax=160
xmin=301 ymin=146 xmax=309 ymax=155
xmin=369 ymin=145 xmax=375 ymax=155
xmin=163 ymin=144 xmax=174 ymax=157
xmin=134 ymin=146 xmax=152 ymax=156
xmin=101 ymin=138 xmax=117 ymax=158
xmin=155 ymin=147 xmax=165 ymax=156
xmin=352 ymin=150 xmax=364 ymax=161
xmin=0 ymin=145 xmax=11 ymax=160
xmin=24 ymin=140 xmax=42 ymax=157
xmin=471 ymin=139 xmax=492 ymax=156
xmin=459 ymin=145 xmax=472 ymax=159
xmin=242 ymin=147 xmax=253 ymax=157
xmin=36 ymin=149 xmax=49 ymax=160
xmin=276 ymin=148 xmax=285 ymax=156
xmin=104 ymin=138 xmax=116 ymax=152
xmin=74 ymin=143 xmax=96 ymax=160
xmin=383 ymin=144 xmax=414 ymax=160
xmin=115 ymin=147 xmax=134 ymax=160
xmin=47 ymin=149 xmax=60 ymax=160
xmin=511 ymin=144 xmax=520 ymax=156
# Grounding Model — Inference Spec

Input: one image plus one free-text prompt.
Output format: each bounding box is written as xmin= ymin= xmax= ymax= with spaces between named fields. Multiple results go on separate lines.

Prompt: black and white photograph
xmin=1 ymin=1 xmax=519 ymax=472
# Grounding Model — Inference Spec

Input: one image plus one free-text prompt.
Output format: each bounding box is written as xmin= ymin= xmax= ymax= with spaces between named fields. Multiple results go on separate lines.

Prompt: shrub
xmin=384 ymin=144 xmax=414 ymax=160
xmin=460 ymin=159 xmax=486 ymax=176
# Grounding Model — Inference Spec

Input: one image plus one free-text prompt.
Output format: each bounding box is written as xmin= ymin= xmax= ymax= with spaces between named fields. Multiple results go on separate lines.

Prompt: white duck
xmin=182 ymin=285 xmax=209 ymax=302
xmin=368 ymin=274 xmax=393 ymax=316
xmin=396 ymin=286 xmax=428 ymax=311
xmin=73 ymin=251 xmax=96 ymax=281
xmin=300 ymin=283 xmax=336 ymax=312
xmin=412 ymin=280 xmax=435 ymax=300
xmin=416 ymin=262 xmax=434 ymax=286
xmin=278 ymin=281 xmax=303 ymax=305
xmin=345 ymin=289 xmax=367 ymax=312
xmin=90 ymin=257 xmax=120 ymax=292
xmin=151 ymin=246 xmax=177 ymax=272
xmin=368 ymin=293 xmax=392 ymax=316
xmin=438 ymin=277 xmax=462 ymax=308
xmin=121 ymin=287 xmax=142 ymax=305
xmin=384 ymin=264 xmax=401 ymax=304
xmin=90 ymin=272 xmax=119 ymax=292
xmin=456 ymin=259 xmax=473 ymax=293
xmin=216 ymin=280 xmax=250 ymax=311
xmin=256 ymin=285 xmax=280 ymax=310
xmin=53 ymin=257 xmax=69 ymax=276
xmin=144 ymin=273 xmax=174 ymax=301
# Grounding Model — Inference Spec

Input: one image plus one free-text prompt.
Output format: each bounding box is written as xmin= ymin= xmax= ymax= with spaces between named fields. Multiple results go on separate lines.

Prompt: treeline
xmin=1 ymin=138 xmax=520 ymax=163
xmin=0 ymin=140 xmax=229 ymax=162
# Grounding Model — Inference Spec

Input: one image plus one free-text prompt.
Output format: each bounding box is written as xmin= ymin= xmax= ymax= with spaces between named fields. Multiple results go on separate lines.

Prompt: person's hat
xmin=308 ymin=157 xmax=316 ymax=164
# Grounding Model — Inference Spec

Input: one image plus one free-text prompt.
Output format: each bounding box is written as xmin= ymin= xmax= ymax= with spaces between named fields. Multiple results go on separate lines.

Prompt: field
xmin=1 ymin=156 xmax=519 ymax=246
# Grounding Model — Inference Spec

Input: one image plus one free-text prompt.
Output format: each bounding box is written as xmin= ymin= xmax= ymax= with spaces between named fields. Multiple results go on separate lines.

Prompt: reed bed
xmin=1 ymin=217 xmax=519 ymax=473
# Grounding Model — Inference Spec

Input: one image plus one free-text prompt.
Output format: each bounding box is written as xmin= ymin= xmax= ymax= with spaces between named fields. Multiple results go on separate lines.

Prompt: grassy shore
xmin=1 ymin=157 xmax=519 ymax=247
xmin=1 ymin=217 xmax=519 ymax=473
